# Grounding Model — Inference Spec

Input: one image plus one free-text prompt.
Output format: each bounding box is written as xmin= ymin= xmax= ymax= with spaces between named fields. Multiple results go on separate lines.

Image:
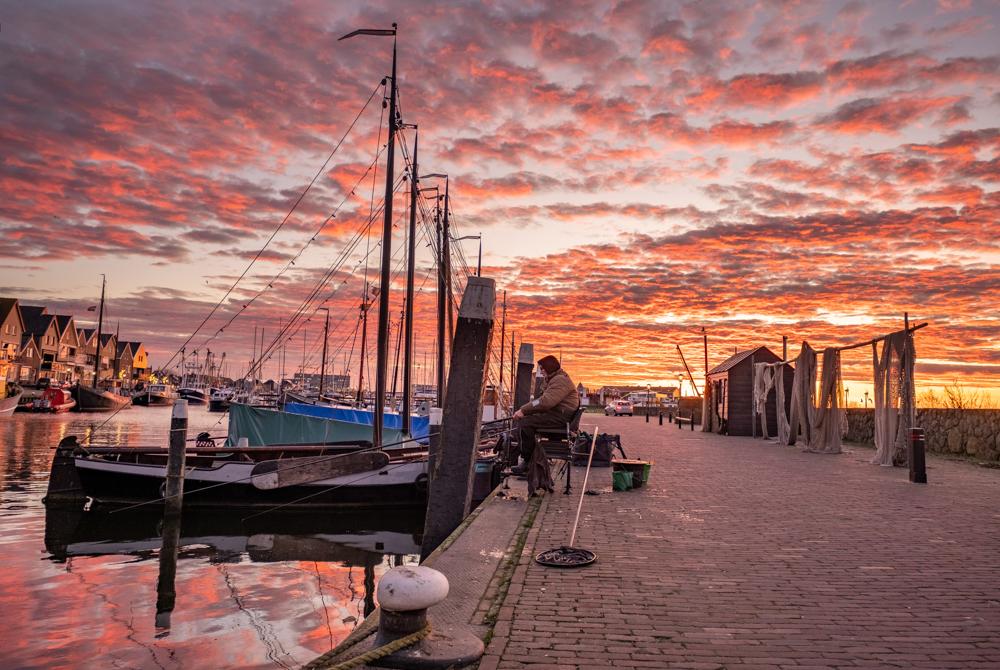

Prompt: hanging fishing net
xmin=807 ymin=347 xmax=846 ymax=454
xmin=872 ymin=330 xmax=915 ymax=467
xmin=752 ymin=362 xmax=778 ymax=440
xmin=788 ymin=342 xmax=817 ymax=446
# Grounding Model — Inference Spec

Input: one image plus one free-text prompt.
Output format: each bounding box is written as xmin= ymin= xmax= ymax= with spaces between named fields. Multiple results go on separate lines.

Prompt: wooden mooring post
xmin=513 ymin=342 xmax=535 ymax=411
xmin=156 ymin=399 xmax=188 ymax=629
xmin=422 ymin=277 xmax=495 ymax=559
xmin=165 ymin=399 xmax=188 ymax=517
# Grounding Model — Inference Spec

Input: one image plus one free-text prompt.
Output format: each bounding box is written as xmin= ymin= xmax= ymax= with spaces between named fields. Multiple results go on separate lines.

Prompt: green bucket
xmin=612 ymin=470 xmax=633 ymax=491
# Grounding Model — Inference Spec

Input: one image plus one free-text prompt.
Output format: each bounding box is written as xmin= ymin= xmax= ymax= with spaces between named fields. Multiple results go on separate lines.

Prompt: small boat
xmin=208 ymin=387 xmax=233 ymax=412
xmin=177 ymin=387 xmax=208 ymax=405
xmin=0 ymin=388 xmax=23 ymax=416
xmin=45 ymin=438 xmax=431 ymax=509
xmin=30 ymin=387 xmax=76 ymax=413
xmin=132 ymin=383 xmax=179 ymax=407
xmin=72 ymin=384 xmax=132 ymax=412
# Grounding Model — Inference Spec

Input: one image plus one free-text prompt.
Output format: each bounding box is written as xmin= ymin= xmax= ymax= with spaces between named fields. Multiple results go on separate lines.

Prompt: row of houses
xmin=0 ymin=298 xmax=150 ymax=392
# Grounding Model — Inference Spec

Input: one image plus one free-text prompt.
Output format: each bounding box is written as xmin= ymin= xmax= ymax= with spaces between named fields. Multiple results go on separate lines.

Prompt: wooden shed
xmin=707 ymin=346 xmax=792 ymax=437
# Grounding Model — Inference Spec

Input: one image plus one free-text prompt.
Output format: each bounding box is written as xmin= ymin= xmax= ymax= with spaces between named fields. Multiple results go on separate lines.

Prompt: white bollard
xmin=375 ymin=566 xmax=449 ymax=640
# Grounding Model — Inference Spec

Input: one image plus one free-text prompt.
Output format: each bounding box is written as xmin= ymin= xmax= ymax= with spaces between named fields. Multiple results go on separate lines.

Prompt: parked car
xmin=604 ymin=400 xmax=633 ymax=416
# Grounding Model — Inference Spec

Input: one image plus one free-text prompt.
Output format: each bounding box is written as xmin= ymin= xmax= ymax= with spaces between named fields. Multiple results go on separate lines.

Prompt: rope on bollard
xmin=302 ymin=625 xmax=431 ymax=670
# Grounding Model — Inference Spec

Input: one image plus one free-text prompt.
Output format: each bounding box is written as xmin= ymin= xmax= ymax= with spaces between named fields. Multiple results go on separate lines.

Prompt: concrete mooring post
xmin=512 ymin=343 xmax=535 ymax=411
xmin=422 ymin=277 xmax=495 ymax=559
xmin=165 ymin=399 xmax=188 ymax=517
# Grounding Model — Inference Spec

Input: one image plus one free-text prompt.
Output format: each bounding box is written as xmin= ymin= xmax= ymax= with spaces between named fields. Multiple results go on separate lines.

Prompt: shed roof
xmin=708 ymin=346 xmax=780 ymax=375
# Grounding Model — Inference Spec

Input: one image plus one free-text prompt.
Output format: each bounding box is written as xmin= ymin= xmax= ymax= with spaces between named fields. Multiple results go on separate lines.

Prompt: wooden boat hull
xmin=132 ymin=392 xmax=176 ymax=407
xmin=0 ymin=391 xmax=22 ymax=416
xmin=70 ymin=454 xmax=428 ymax=509
xmin=208 ymin=398 xmax=230 ymax=412
xmin=178 ymin=388 xmax=208 ymax=405
xmin=72 ymin=385 xmax=131 ymax=412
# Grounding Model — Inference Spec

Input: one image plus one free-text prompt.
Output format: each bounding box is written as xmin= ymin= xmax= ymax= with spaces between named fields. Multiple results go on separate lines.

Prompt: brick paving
xmin=480 ymin=416 xmax=1000 ymax=670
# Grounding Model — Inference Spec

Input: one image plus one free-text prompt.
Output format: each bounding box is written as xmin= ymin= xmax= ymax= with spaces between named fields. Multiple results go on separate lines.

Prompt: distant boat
xmin=178 ymin=387 xmax=208 ymax=405
xmin=30 ymin=387 xmax=76 ymax=413
xmin=74 ymin=275 xmax=132 ymax=413
xmin=132 ymin=383 xmax=179 ymax=407
xmin=208 ymin=387 xmax=233 ymax=413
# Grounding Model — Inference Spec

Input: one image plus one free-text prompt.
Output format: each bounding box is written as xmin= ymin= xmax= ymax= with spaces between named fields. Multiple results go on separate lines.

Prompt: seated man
xmin=511 ymin=355 xmax=580 ymax=475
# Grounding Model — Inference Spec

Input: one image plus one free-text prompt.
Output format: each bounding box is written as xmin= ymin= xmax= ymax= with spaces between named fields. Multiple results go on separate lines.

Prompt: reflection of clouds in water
xmin=1 ymin=411 xmax=422 ymax=669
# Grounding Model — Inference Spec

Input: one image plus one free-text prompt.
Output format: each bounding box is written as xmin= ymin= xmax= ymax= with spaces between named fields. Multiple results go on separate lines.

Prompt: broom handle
xmin=569 ymin=428 xmax=599 ymax=547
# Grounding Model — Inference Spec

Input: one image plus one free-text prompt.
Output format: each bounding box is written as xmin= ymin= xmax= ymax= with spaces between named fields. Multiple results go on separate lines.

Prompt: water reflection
xmin=44 ymin=506 xmax=424 ymax=563
xmin=2 ymin=409 xmax=424 ymax=669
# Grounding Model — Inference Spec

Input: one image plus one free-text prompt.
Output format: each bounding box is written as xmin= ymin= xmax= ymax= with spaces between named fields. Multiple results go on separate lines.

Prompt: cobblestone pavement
xmin=480 ymin=416 xmax=1000 ymax=670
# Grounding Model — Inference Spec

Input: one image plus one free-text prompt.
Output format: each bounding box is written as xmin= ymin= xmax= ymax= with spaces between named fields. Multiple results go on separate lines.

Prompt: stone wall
xmin=844 ymin=408 xmax=1000 ymax=462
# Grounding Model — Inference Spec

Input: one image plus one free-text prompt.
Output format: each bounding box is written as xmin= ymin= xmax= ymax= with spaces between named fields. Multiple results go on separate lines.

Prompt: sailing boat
xmin=73 ymin=276 xmax=131 ymax=412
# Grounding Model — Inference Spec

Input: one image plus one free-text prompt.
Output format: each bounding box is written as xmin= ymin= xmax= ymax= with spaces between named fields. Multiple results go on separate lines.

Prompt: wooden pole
xmin=155 ymin=512 xmax=181 ymax=629
xmin=165 ymin=399 xmax=188 ymax=517
xmin=568 ymin=429 xmax=599 ymax=547
xmin=676 ymin=344 xmax=702 ymax=398
xmin=422 ymin=277 xmax=495 ymax=559
xmin=838 ymin=322 xmax=928 ymax=352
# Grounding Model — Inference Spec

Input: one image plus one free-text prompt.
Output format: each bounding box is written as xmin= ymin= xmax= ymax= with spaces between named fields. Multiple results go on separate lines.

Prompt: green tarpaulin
xmin=227 ymin=403 xmax=403 ymax=447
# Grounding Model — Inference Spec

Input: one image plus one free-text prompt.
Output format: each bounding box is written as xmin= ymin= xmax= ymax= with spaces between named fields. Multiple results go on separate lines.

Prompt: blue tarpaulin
xmin=283 ymin=402 xmax=430 ymax=442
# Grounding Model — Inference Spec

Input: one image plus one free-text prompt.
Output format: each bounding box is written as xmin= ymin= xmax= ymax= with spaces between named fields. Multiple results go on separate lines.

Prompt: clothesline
xmin=836 ymin=322 xmax=928 ymax=352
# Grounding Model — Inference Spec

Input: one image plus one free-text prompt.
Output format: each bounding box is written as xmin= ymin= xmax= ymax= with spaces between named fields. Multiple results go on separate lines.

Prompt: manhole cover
xmin=534 ymin=546 xmax=596 ymax=568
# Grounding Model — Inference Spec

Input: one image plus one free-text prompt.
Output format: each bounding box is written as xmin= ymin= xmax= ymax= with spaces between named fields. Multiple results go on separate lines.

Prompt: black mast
xmin=435 ymin=198 xmax=446 ymax=406
xmin=318 ymin=308 xmax=329 ymax=400
xmin=339 ymin=23 xmax=398 ymax=445
xmin=93 ymin=275 xmax=106 ymax=386
xmin=401 ymin=127 xmax=418 ymax=434
xmin=372 ymin=27 xmax=398 ymax=448
xmin=357 ymin=285 xmax=369 ymax=405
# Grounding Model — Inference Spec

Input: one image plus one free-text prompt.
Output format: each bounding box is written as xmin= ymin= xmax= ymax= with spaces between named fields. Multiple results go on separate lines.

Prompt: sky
xmin=1 ymin=0 xmax=998 ymax=403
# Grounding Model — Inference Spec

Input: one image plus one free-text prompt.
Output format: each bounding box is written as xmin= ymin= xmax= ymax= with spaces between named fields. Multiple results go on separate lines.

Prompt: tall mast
xmin=443 ymin=180 xmax=454 ymax=352
xmin=401 ymin=127 xmax=418 ymax=434
xmin=372 ymin=27 xmax=398 ymax=448
xmin=357 ymin=285 xmax=369 ymax=404
xmin=499 ymin=290 xmax=506 ymax=413
xmin=93 ymin=275 xmax=106 ymax=386
xmin=391 ymin=305 xmax=404 ymax=405
xmin=435 ymin=199 xmax=446 ymax=406
xmin=318 ymin=308 xmax=329 ymax=399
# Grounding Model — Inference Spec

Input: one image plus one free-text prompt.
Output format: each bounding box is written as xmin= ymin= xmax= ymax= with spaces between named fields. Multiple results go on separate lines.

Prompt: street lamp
xmin=453 ymin=234 xmax=482 ymax=276
xmin=845 ymin=387 xmax=850 ymax=408
xmin=864 ymin=391 xmax=869 ymax=408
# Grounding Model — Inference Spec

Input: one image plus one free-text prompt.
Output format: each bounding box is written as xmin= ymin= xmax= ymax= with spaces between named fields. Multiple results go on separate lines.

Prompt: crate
xmin=612 ymin=459 xmax=652 ymax=488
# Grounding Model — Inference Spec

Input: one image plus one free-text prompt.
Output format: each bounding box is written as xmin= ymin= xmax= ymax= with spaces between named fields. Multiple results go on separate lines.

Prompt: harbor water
xmin=0 ymin=405 xmax=421 ymax=669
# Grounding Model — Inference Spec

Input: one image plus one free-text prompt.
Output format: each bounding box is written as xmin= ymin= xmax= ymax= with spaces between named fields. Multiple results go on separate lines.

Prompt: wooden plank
xmin=250 ymin=451 xmax=390 ymax=490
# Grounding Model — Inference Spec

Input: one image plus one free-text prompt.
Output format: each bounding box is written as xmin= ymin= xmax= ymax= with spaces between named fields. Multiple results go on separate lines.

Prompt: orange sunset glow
xmin=0 ymin=1 xmax=998 ymax=403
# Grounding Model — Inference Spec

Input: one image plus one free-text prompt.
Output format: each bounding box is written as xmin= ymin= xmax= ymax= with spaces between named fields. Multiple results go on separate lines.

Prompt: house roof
xmin=707 ymin=346 xmax=780 ymax=376
xmin=117 ymin=341 xmax=134 ymax=356
xmin=99 ymin=333 xmax=116 ymax=347
xmin=0 ymin=298 xmax=23 ymax=329
xmin=53 ymin=314 xmax=76 ymax=339
xmin=20 ymin=305 xmax=55 ymax=338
